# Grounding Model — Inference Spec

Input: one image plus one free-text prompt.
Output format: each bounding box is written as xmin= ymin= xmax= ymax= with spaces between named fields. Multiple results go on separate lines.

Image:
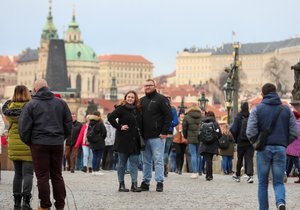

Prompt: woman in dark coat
xmin=87 ymin=111 xmax=107 ymax=175
xmin=108 ymin=90 xmax=142 ymax=192
xmin=199 ymin=111 xmax=222 ymax=181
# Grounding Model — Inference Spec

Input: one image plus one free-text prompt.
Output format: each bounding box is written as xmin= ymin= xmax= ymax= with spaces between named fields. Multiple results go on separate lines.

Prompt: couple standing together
xmin=108 ymin=79 xmax=173 ymax=192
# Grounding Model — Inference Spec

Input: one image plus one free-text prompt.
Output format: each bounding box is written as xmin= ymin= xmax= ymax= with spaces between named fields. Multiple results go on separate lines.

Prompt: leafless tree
xmin=264 ymin=57 xmax=290 ymax=94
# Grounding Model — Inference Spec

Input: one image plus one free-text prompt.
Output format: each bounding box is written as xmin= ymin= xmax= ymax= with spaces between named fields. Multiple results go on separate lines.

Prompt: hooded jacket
xmin=19 ymin=87 xmax=72 ymax=145
xmin=246 ymin=92 xmax=298 ymax=147
xmin=87 ymin=114 xmax=107 ymax=150
xmin=182 ymin=106 xmax=202 ymax=144
xmin=230 ymin=102 xmax=251 ymax=146
xmin=2 ymin=100 xmax=32 ymax=161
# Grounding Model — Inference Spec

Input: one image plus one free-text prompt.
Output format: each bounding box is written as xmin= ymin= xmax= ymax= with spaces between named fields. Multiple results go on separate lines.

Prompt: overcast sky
xmin=0 ymin=0 xmax=299 ymax=76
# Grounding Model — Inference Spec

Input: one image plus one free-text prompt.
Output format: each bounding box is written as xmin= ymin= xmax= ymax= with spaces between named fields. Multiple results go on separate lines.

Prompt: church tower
xmin=65 ymin=5 xmax=82 ymax=43
xmin=38 ymin=0 xmax=59 ymax=80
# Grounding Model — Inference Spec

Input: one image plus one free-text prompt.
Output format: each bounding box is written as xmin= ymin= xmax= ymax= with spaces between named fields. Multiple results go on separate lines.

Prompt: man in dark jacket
xmin=65 ymin=113 xmax=82 ymax=173
xmin=19 ymin=79 xmax=72 ymax=210
xmin=230 ymin=101 xmax=255 ymax=183
xmin=139 ymin=79 xmax=173 ymax=192
xmin=246 ymin=83 xmax=298 ymax=210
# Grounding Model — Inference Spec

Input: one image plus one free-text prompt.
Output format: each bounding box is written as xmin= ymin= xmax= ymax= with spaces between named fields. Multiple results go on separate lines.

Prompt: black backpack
xmin=239 ymin=116 xmax=249 ymax=142
xmin=198 ymin=121 xmax=217 ymax=145
xmin=86 ymin=124 xmax=98 ymax=144
xmin=218 ymin=134 xmax=229 ymax=149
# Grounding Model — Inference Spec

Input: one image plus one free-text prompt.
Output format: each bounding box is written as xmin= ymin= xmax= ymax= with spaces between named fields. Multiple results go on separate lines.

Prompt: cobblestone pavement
xmin=0 ymin=170 xmax=299 ymax=210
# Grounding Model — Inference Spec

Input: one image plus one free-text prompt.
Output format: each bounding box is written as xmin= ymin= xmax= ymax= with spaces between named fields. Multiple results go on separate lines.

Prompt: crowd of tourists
xmin=0 ymin=79 xmax=300 ymax=210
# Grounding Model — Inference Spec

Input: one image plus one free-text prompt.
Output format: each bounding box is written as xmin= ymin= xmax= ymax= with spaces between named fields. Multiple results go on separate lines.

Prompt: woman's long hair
xmin=120 ymin=90 xmax=141 ymax=110
xmin=12 ymin=85 xmax=31 ymax=102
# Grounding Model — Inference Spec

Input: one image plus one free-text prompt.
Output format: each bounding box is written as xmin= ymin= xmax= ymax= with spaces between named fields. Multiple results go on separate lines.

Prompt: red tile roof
xmin=98 ymin=54 xmax=152 ymax=64
xmin=0 ymin=55 xmax=17 ymax=73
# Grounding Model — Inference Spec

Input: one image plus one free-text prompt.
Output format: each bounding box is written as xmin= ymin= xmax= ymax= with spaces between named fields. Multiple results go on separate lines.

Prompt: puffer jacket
xmin=182 ymin=107 xmax=202 ymax=144
xmin=2 ymin=101 xmax=32 ymax=161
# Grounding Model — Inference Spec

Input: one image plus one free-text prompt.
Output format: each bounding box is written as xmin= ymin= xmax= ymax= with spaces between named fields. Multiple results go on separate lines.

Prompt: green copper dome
xmin=41 ymin=5 xmax=58 ymax=40
xmin=65 ymin=42 xmax=98 ymax=62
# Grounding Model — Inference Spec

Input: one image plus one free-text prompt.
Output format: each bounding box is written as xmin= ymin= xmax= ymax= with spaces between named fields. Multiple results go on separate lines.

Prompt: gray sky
xmin=0 ymin=0 xmax=299 ymax=76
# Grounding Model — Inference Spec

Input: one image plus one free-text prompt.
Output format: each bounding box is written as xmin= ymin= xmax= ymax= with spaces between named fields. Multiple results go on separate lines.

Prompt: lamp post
xmin=178 ymin=97 xmax=187 ymax=115
xmin=198 ymin=91 xmax=209 ymax=112
xmin=223 ymin=80 xmax=234 ymax=124
xmin=224 ymin=42 xmax=241 ymax=120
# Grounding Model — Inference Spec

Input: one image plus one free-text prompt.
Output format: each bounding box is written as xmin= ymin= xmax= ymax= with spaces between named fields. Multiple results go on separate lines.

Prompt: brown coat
xmin=219 ymin=133 xmax=235 ymax=157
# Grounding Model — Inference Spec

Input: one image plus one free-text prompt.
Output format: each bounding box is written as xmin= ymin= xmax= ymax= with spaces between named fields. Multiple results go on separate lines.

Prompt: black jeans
xmin=13 ymin=161 xmax=33 ymax=195
xmin=174 ymin=143 xmax=187 ymax=171
xmin=236 ymin=145 xmax=254 ymax=176
xmin=30 ymin=144 xmax=66 ymax=209
xmin=203 ymin=153 xmax=214 ymax=178
xmin=102 ymin=145 xmax=114 ymax=170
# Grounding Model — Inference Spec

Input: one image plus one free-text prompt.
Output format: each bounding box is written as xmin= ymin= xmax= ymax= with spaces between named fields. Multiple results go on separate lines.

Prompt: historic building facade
xmin=98 ymin=54 xmax=153 ymax=96
xmin=17 ymin=5 xmax=99 ymax=98
xmin=0 ymin=56 xmax=17 ymax=98
xmin=175 ymin=39 xmax=300 ymax=92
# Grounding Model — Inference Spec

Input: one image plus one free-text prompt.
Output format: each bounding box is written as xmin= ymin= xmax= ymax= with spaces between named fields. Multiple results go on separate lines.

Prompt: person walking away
xmin=182 ymin=104 xmax=202 ymax=179
xmin=87 ymin=111 xmax=107 ymax=175
xmin=246 ymin=83 xmax=298 ymax=210
xmin=108 ymin=90 xmax=143 ymax=192
xmin=173 ymin=113 xmax=188 ymax=175
xmin=219 ymin=124 xmax=235 ymax=175
xmin=75 ymin=116 xmax=93 ymax=173
xmin=65 ymin=113 xmax=82 ymax=173
xmin=2 ymin=85 xmax=33 ymax=210
xmin=139 ymin=79 xmax=172 ymax=192
xmin=286 ymin=110 xmax=300 ymax=183
xmin=19 ymin=79 xmax=72 ymax=210
xmin=198 ymin=111 xmax=222 ymax=181
xmin=102 ymin=113 xmax=116 ymax=170
xmin=230 ymin=101 xmax=255 ymax=183
xmin=163 ymin=96 xmax=179 ymax=177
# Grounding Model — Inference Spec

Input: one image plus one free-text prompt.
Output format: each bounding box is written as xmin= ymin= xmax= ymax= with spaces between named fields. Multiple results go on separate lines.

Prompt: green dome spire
xmin=67 ymin=4 xmax=80 ymax=32
xmin=41 ymin=0 xmax=58 ymax=40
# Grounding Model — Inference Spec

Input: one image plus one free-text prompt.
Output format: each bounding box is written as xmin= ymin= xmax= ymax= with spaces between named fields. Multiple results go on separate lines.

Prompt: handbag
xmin=131 ymin=111 xmax=146 ymax=151
xmin=252 ymin=106 xmax=283 ymax=151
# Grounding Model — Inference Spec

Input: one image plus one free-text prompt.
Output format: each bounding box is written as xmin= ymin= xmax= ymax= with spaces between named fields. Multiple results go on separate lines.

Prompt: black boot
xmin=131 ymin=182 xmax=142 ymax=192
xmin=118 ymin=181 xmax=129 ymax=192
xmin=81 ymin=166 xmax=87 ymax=173
xmin=22 ymin=194 xmax=33 ymax=210
xmin=13 ymin=194 xmax=22 ymax=210
xmin=140 ymin=181 xmax=150 ymax=191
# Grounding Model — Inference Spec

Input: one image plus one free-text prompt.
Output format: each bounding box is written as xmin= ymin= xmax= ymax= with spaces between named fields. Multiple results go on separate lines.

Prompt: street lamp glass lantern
xmin=223 ymin=80 xmax=234 ymax=106
xmin=198 ymin=92 xmax=209 ymax=111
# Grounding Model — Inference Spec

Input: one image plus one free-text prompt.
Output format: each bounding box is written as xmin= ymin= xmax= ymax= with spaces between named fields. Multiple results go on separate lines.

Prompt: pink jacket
xmin=286 ymin=121 xmax=300 ymax=157
xmin=75 ymin=124 xmax=88 ymax=148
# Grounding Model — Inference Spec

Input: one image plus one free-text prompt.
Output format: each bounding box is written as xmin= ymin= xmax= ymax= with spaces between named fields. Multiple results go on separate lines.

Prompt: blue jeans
xmin=82 ymin=146 xmax=93 ymax=168
xmin=256 ymin=145 xmax=286 ymax=210
xmin=188 ymin=144 xmax=200 ymax=173
xmin=170 ymin=149 xmax=177 ymax=172
xmin=164 ymin=137 xmax=173 ymax=165
xmin=76 ymin=146 xmax=83 ymax=170
xmin=142 ymin=138 xmax=165 ymax=183
xmin=118 ymin=153 xmax=139 ymax=183
xmin=92 ymin=149 xmax=103 ymax=171
xmin=221 ymin=155 xmax=233 ymax=174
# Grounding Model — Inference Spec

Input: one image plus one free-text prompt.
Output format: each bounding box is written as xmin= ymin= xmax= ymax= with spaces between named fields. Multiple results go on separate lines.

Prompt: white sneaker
xmin=247 ymin=176 xmax=254 ymax=183
xmin=243 ymin=174 xmax=249 ymax=179
xmin=190 ymin=173 xmax=198 ymax=179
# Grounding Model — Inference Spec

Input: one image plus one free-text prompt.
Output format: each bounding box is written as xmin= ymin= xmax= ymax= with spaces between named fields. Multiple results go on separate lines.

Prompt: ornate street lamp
xmin=178 ymin=97 xmax=187 ymax=115
xmin=223 ymin=80 xmax=234 ymax=124
xmin=198 ymin=91 xmax=209 ymax=111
